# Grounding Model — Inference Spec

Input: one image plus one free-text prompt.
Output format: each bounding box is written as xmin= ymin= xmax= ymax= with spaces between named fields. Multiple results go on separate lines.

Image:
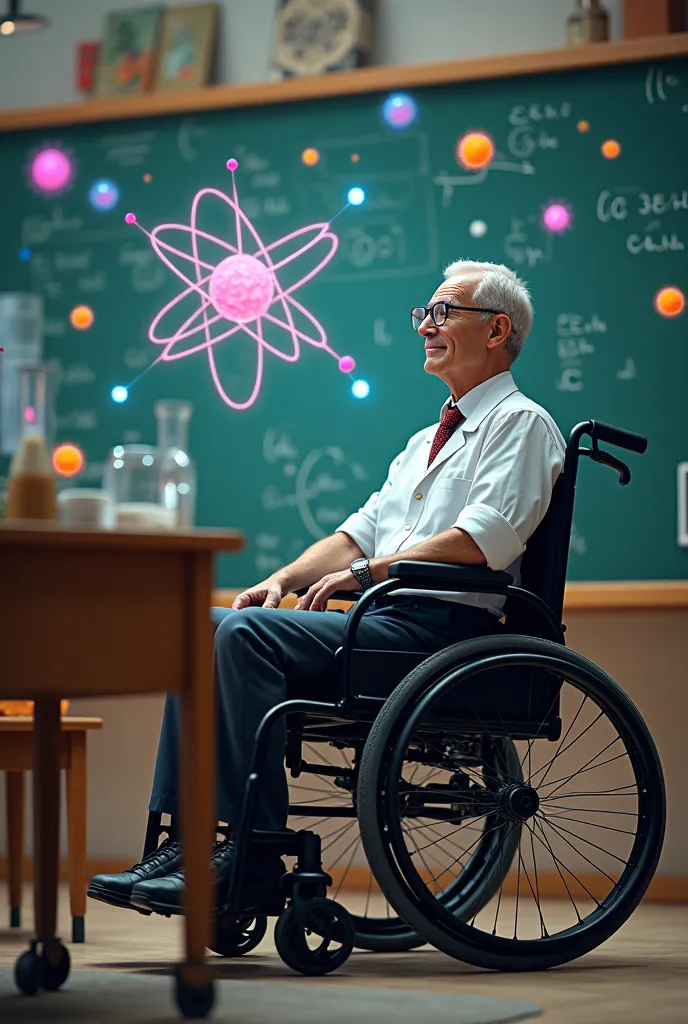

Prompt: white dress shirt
xmin=336 ymin=371 xmax=566 ymax=616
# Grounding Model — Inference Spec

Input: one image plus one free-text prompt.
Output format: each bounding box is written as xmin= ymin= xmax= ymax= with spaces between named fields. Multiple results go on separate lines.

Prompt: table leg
xmin=6 ymin=771 xmax=25 ymax=928
xmin=176 ymin=552 xmax=215 ymax=1014
xmin=33 ymin=698 xmax=61 ymax=944
xmin=66 ymin=732 xmax=87 ymax=943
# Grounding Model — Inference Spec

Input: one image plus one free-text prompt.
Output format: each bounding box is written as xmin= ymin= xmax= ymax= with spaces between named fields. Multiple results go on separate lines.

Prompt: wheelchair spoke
xmin=540 ymin=812 xmax=638 ymax=836
xmin=539 ymin=745 xmax=627 ymax=799
xmin=530 ymin=694 xmax=588 ymax=788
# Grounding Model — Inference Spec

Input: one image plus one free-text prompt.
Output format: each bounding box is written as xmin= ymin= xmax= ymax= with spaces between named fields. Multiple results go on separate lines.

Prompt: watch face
xmin=351 ymin=558 xmax=367 ymax=571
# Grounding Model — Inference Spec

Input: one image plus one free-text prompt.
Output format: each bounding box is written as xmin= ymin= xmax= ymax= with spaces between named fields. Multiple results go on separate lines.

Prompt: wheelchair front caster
xmin=14 ymin=938 xmax=70 ymax=995
xmin=14 ymin=947 xmax=44 ymax=996
xmin=209 ymin=915 xmax=267 ymax=957
xmin=275 ymin=898 xmax=355 ymax=976
xmin=42 ymin=940 xmax=71 ymax=991
xmin=174 ymin=971 xmax=214 ymax=1020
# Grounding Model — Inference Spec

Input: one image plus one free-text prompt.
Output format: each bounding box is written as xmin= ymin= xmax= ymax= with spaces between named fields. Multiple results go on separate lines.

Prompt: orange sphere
xmin=301 ymin=147 xmax=320 ymax=167
xmin=52 ymin=443 xmax=85 ymax=477
xmin=143 ymin=172 xmax=152 ymax=183
xmin=601 ymin=139 xmax=621 ymax=159
xmin=577 ymin=120 xmax=589 ymax=132
xmin=654 ymin=286 xmax=685 ymax=318
xmin=70 ymin=304 xmax=94 ymax=330
xmin=351 ymin=153 xmax=360 ymax=163
xmin=456 ymin=132 xmax=495 ymax=171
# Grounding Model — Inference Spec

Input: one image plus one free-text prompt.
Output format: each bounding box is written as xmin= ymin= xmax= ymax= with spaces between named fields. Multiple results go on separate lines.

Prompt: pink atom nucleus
xmin=31 ymin=147 xmax=73 ymax=193
xmin=24 ymin=405 xmax=36 ymax=424
xmin=226 ymin=158 xmax=239 ymax=171
xmin=209 ymin=254 xmax=275 ymax=323
xmin=543 ymin=203 xmax=572 ymax=234
xmin=338 ymin=356 xmax=355 ymax=372
xmin=125 ymin=212 xmax=136 ymax=224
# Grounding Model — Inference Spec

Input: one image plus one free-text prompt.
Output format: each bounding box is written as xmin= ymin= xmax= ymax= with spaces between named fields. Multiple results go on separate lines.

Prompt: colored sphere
xmin=542 ymin=202 xmax=572 ymax=233
xmin=301 ymin=148 xmax=320 ymax=167
xmin=89 ymin=178 xmax=119 ymax=211
xmin=351 ymin=379 xmax=370 ymax=399
xmin=347 ymin=186 xmax=365 ymax=206
xmin=19 ymin=247 xmax=32 ymax=261
xmin=70 ymin=305 xmax=94 ymax=330
xmin=338 ymin=355 xmax=356 ymax=373
xmin=31 ymin=147 xmax=73 ymax=193
xmin=654 ymin=286 xmax=685 ymax=318
xmin=52 ymin=443 xmax=84 ymax=477
xmin=456 ymin=132 xmax=495 ymax=171
xmin=24 ymin=405 xmax=36 ymax=424
xmin=124 ymin=212 xmax=136 ymax=224
xmin=209 ymin=254 xmax=274 ymax=323
xmin=382 ymin=92 xmax=417 ymax=129
xmin=226 ymin=158 xmax=239 ymax=171
xmin=469 ymin=219 xmax=488 ymax=238
xmin=351 ymin=153 xmax=360 ymax=163
xmin=111 ymin=385 xmax=128 ymax=403
xmin=143 ymin=173 xmax=152 ymax=183
xmin=577 ymin=120 xmax=590 ymax=132
xmin=601 ymin=139 xmax=621 ymax=159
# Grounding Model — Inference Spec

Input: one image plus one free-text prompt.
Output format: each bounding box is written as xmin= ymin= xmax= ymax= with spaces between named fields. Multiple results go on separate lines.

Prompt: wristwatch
xmin=350 ymin=557 xmax=374 ymax=590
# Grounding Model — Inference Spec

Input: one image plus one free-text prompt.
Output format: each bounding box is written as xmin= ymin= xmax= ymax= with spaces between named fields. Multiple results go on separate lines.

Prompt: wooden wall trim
xmin=1 ymin=34 xmax=686 ymax=132
xmin=212 ymin=581 xmax=688 ymax=613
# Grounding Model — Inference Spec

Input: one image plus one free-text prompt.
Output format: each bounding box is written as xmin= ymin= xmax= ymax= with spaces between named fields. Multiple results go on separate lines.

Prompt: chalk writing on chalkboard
xmin=504 ymin=217 xmax=552 ymax=269
xmin=554 ymin=313 xmax=606 ymax=393
xmin=645 ymin=66 xmax=680 ymax=105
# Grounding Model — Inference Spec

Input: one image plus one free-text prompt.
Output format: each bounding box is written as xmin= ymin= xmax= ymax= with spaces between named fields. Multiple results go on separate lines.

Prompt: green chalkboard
xmin=0 ymin=54 xmax=686 ymax=586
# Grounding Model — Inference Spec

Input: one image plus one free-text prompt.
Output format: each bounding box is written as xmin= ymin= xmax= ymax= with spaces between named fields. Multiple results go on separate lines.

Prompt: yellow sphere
xmin=301 ymin=147 xmax=320 ymax=167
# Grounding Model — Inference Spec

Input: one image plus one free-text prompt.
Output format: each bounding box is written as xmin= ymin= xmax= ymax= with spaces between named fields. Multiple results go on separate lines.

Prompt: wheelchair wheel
xmin=288 ymin=736 xmax=521 ymax=951
xmin=358 ymin=635 xmax=665 ymax=971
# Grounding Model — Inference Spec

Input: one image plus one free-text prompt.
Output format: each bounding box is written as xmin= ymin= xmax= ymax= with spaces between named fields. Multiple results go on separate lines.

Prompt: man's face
xmin=419 ymin=273 xmax=492 ymax=382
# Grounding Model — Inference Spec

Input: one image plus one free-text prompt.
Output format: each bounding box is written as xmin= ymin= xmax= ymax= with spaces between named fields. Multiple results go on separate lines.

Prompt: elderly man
xmin=88 ymin=259 xmax=565 ymax=918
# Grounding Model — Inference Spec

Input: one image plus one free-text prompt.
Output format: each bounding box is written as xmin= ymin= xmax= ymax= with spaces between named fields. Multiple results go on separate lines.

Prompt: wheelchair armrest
xmin=388 ymin=560 xmax=512 ymax=593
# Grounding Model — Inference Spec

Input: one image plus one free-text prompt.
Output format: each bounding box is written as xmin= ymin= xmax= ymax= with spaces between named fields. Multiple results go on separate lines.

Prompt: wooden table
xmin=0 ymin=521 xmax=243 ymax=1017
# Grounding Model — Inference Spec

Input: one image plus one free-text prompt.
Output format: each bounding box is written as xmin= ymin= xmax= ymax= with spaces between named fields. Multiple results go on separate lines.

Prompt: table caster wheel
xmin=14 ymin=946 xmax=44 ymax=996
xmin=42 ymin=940 xmax=71 ymax=991
xmin=174 ymin=972 xmax=214 ymax=1020
xmin=209 ymin=915 xmax=267 ymax=957
xmin=275 ymin=898 xmax=354 ymax=976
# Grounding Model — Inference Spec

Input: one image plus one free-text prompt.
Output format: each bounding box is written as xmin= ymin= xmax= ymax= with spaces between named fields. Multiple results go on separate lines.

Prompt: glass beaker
xmin=154 ymin=399 xmax=197 ymax=528
xmin=0 ymin=293 xmax=44 ymax=457
xmin=104 ymin=444 xmax=174 ymax=529
xmin=5 ymin=365 xmax=57 ymax=521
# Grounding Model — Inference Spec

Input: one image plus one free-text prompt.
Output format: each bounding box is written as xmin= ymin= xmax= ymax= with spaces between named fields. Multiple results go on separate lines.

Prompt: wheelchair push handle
xmin=588 ymin=420 xmax=648 ymax=454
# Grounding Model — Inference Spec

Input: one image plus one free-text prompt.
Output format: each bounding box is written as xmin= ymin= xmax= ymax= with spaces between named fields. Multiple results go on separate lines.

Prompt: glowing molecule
xmin=382 ymin=93 xmax=418 ymax=129
xmin=347 ymin=186 xmax=365 ymax=206
xmin=226 ymin=158 xmax=239 ymax=171
xmin=209 ymin=254 xmax=275 ymax=323
xmin=301 ymin=148 xmax=320 ymax=167
xmin=469 ymin=219 xmax=488 ymax=238
xmin=351 ymin=153 xmax=360 ymax=163
xmin=89 ymin=178 xmax=119 ymax=211
xmin=577 ymin=120 xmax=590 ymax=132
xmin=19 ymin=247 xmax=31 ymax=261
xmin=124 ymin=212 xmax=136 ymax=224
xmin=542 ymin=202 xmax=572 ymax=234
xmin=52 ymin=443 xmax=84 ymax=478
xmin=601 ymin=139 xmax=621 ymax=159
xmin=456 ymin=132 xmax=495 ymax=171
xmin=24 ymin=406 xmax=36 ymax=424
xmin=70 ymin=305 xmax=94 ymax=330
xmin=338 ymin=355 xmax=355 ymax=373
xmin=29 ymin=146 xmax=74 ymax=194
xmin=111 ymin=385 xmax=128 ymax=403
xmin=143 ymin=173 xmax=152 ymax=183
xmin=654 ymin=286 xmax=685 ymax=318
xmin=352 ymin=379 xmax=370 ymax=399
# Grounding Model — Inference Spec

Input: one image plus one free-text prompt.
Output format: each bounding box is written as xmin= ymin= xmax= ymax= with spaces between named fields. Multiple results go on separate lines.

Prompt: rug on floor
xmin=0 ymin=968 xmax=540 ymax=1023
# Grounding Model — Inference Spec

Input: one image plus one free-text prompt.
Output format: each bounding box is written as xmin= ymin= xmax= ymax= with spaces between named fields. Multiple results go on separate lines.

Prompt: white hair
xmin=443 ymin=259 xmax=533 ymax=360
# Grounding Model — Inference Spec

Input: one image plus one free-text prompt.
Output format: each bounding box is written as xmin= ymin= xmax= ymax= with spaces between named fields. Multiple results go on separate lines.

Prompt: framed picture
xmin=272 ymin=0 xmax=374 ymax=78
xmin=153 ymin=3 xmax=219 ymax=92
xmin=95 ymin=6 xmax=164 ymax=97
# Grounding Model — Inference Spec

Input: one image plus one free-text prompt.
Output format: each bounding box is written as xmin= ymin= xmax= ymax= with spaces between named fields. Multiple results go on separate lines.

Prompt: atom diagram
xmin=124 ymin=158 xmax=357 ymax=410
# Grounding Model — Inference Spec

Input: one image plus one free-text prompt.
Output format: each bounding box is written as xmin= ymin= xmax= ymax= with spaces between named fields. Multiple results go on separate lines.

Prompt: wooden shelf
xmin=1 ymin=34 xmax=687 ymax=133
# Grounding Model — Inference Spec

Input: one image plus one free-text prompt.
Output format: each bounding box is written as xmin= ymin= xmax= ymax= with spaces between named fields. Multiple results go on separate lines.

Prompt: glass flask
xmin=0 ymin=292 xmax=43 ymax=457
xmin=103 ymin=444 xmax=174 ymax=529
xmin=566 ymin=0 xmax=609 ymax=44
xmin=5 ymin=364 xmax=57 ymax=521
xmin=154 ymin=399 xmax=197 ymax=528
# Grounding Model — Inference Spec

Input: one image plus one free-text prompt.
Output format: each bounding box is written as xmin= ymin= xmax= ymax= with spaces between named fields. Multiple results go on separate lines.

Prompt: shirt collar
xmin=443 ymin=371 xmax=519 ymax=430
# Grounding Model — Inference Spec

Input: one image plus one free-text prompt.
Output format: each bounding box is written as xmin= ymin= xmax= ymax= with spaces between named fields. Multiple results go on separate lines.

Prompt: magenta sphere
xmin=209 ymin=254 xmax=274 ymax=323
xmin=124 ymin=212 xmax=136 ymax=224
xmin=338 ymin=355 xmax=356 ymax=373
xmin=543 ymin=203 xmax=571 ymax=233
xmin=226 ymin=158 xmax=239 ymax=171
xmin=31 ymin=147 xmax=72 ymax=193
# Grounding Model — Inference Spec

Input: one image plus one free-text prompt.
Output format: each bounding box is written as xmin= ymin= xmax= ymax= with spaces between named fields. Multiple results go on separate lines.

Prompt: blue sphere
xmin=89 ymin=179 xmax=120 ymax=212
xmin=382 ymin=92 xmax=417 ymax=129
xmin=111 ymin=385 xmax=128 ymax=403
xmin=351 ymin=379 xmax=370 ymax=399
xmin=347 ymin=186 xmax=365 ymax=206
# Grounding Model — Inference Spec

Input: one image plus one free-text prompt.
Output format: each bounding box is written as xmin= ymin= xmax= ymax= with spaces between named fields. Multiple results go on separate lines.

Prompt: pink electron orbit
xmin=542 ymin=202 xmax=572 ymax=234
xmin=126 ymin=159 xmax=350 ymax=410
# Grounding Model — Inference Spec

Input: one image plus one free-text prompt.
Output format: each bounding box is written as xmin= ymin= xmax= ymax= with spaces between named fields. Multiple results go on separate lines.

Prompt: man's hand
xmin=296 ymin=569 xmax=359 ymax=612
xmin=232 ymin=576 xmax=286 ymax=610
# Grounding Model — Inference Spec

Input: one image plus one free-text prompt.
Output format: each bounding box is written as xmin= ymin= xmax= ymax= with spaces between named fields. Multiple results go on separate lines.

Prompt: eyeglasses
xmin=411 ymin=301 xmax=503 ymax=331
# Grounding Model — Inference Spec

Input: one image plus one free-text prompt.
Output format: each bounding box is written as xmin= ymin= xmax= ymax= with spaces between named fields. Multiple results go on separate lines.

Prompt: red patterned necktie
xmin=428 ymin=405 xmax=463 ymax=467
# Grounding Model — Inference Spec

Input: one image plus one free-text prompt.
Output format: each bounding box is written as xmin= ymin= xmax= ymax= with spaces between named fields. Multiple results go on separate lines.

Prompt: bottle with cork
xmin=6 ymin=364 xmax=57 ymax=521
xmin=566 ymin=0 xmax=609 ymax=44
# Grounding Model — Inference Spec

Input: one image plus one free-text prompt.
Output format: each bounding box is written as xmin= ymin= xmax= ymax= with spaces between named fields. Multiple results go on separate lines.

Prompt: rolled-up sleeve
xmin=336 ymin=450 xmax=404 ymax=557
xmin=454 ymin=412 xmax=564 ymax=571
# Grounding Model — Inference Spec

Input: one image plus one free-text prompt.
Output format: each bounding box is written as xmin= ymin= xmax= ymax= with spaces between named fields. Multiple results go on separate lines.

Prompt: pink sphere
xmin=31 ymin=147 xmax=72 ymax=193
xmin=338 ymin=355 xmax=356 ymax=373
xmin=209 ymin=254 xmax=274 ymax=323
xmin=124 ymin=212 xmax=136 ymax=224
xmin=226 ymin=158 xmax=239 ymax=171
xmin=543 ymin=203 xmax=571 ymax=233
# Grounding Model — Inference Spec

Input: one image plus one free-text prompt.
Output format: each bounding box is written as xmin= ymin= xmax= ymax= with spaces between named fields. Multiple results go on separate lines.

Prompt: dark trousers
xmin=149 ymin=599 xmax=499 ymax=831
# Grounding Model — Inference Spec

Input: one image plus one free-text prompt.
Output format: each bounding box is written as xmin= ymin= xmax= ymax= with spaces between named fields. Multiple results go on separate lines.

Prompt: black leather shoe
xmin=87 ymin=836 xmax=183 ymax=912
xmin=130 ymin=839 xmax=285 ymax=917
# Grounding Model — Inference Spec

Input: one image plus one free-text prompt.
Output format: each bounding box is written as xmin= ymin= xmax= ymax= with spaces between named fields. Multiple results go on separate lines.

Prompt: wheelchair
xmin=145 ymin=419 xmax=665 ymax=1016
